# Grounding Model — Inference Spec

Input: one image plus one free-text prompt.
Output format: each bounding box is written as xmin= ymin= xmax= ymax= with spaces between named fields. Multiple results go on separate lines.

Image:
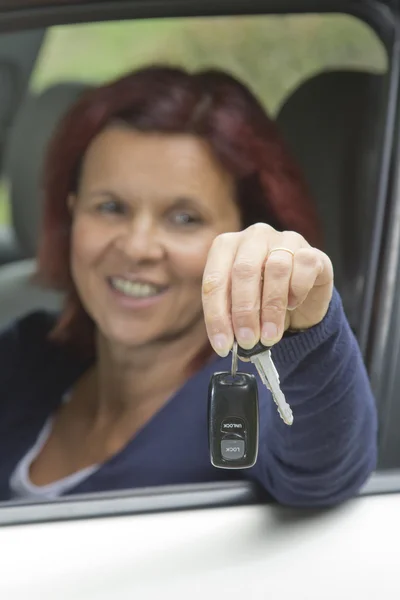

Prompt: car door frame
xmin=0 ymin=0 xmax=399 ymax=509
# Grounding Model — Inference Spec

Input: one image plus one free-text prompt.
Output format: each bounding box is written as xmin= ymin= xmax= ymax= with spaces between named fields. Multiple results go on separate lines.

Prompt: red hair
xmin=36 ymin=65 xmax=322 ymax=357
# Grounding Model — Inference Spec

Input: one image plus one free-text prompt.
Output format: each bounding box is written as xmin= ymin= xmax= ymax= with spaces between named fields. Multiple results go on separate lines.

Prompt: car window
xmin=0 ymin=12 xmax=388 ymax=508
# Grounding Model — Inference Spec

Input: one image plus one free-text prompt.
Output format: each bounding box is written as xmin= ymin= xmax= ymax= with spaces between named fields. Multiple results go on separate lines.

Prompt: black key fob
xmin=208 ymin=371 xmax=259 ymax=469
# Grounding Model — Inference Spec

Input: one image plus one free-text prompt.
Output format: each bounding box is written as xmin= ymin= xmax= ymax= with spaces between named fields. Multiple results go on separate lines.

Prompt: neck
xmin=90 ymin=318 xmax=213 ymax=420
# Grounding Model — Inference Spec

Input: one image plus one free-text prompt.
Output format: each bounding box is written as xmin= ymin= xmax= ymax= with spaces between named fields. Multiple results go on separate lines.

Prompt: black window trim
xmin=0 ymin=0 xmax=395 ymax=47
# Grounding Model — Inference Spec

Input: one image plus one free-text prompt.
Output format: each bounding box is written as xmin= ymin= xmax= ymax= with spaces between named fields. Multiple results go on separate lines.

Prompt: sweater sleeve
xmin=251 ymin=287 xmax=378 ymax=507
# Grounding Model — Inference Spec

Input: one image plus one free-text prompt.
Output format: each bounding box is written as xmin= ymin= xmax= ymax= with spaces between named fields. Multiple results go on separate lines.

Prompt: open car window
xmin=0 ymin=5 xmax=394 ymax=517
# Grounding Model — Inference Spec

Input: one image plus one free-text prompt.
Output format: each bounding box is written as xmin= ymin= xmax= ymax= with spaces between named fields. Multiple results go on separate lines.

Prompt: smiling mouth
xmin=109 ymin=277 xmax=168 ymax=298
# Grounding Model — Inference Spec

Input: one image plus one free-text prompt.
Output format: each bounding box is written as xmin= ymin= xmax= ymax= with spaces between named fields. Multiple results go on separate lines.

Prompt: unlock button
xmin=221 ymin=439 xmax=245 ymax=460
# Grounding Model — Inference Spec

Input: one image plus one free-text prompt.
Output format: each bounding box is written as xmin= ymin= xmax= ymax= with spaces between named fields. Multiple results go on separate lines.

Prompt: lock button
xmin=221 ymin=438 xmax=245 ymax=460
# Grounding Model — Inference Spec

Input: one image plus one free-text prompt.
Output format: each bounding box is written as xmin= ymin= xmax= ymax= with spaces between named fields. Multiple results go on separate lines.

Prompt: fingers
xmin=230 ymin=224 xmax=270 ymax=349
xmin=260 ymin=246 xmax=331 ymax=345
xmin=202 ymin=232 xmax=239 ymax=356
xmin=202 ymin=223 xmax=332 ymax=357
xmin=288 ymin=248 xmax=324 ymax=310
xmin=260 ymin=236 xmax=304 ymax=345
xmin=202 ymin=224 xmax=273 ymax=355
xmin=288 ymin=248 xmax=334 ymax=326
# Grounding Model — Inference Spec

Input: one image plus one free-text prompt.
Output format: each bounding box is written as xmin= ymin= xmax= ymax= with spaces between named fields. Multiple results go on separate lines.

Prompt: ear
xmin=67 ymin=193 xmax=77 ymax=214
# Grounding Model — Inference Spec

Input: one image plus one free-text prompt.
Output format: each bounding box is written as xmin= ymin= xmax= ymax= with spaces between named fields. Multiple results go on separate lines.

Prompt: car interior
xmin=0 ymin=45 xmax=387 ymax=341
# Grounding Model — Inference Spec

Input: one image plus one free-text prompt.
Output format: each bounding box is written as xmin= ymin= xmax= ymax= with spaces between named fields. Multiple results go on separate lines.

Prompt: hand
xmin=202 ymin=223 xmax=334 ymax=357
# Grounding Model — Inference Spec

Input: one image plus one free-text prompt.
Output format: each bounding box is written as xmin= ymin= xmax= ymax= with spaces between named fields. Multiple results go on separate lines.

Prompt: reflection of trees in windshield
xmin=0 ymin=14 xmax=386 ymax=228
xmin=32 ymin=14 xmax=386 ymax=115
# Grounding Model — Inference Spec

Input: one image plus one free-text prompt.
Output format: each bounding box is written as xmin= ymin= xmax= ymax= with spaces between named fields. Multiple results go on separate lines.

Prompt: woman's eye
xmin=170 ymin=212 xmax=201 ymax=226
xmin=96 ymin=200 xmax=126 ymax=215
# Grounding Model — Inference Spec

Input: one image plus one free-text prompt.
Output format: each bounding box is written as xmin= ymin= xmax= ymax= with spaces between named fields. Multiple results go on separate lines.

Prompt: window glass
xmin=0 ymin=13 xmax=387 ymax=508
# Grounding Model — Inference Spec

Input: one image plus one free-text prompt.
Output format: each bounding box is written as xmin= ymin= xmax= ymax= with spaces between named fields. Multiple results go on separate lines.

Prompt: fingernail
xmin=261 ymin=322 xmax=279 ymax=344
xmin=237 ymin=327 xmax=256 ymax=349
xmin=211 ymin=334 xmax=230 ymax=357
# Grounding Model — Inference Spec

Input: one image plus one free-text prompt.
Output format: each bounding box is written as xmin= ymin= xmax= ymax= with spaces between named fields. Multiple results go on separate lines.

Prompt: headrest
xmin=3 ymin=82 xmax=90 ymax=257
xmin=276 ymin=69 xmax=385 ymax=330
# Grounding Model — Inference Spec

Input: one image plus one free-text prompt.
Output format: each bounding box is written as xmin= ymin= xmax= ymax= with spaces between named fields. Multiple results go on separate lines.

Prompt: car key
xmin=237 ymin=341 xmax=294 ymax=426
xmin=208 ymin=341 xmax=259 ymax=469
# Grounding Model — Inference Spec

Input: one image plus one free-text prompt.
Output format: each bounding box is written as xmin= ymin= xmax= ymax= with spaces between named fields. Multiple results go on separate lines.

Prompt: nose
xmin=113 ymin=213 xmax=165 ymax=262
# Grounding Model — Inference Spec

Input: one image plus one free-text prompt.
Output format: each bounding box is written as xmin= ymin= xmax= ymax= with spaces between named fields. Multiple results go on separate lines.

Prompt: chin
xmin=106 ymin=329 xmax=158 ymax=348
xmin=98 ymin=318 xmax=165 ymax=349
xmin=93 ymin=297 xmax=204 ymax=348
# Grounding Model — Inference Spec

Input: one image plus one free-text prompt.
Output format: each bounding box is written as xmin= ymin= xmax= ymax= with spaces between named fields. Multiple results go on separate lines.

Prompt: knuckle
xmin=212 ymin=231 xmax=238 ymax=248
xmin=296 ymin=248 xmax=321 ymax=270
xmin=266 ymin=254 xmax=292 ymax=278
xmin=233 ymin=301 xmax=260 ymax=317
xmin=262 ymin=297 xmax=287 ymax=315
xmin=283 ymin=230 xmax=305 ymax=244
xmin=248 ymin=222 xmax=272 ymax=235
xmin=290 ymin=281 xmax=309 ymax=298
xmin=232 ymin=303 xmax=260 ymax=328
xmin=232 ymin=259 xmax=259 ymax=280
xmin=206 ymin=312 xmax=228 ymax=333
xmin=202 ymin=272 xmax=225 ymax=297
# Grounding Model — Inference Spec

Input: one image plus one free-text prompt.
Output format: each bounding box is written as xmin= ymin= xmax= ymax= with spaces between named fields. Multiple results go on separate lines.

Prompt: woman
xmin=0 ymin=65 xmax=376 ymax=505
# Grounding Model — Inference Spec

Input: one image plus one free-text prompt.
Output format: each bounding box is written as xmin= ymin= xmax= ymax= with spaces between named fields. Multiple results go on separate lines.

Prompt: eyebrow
xmin=84 ymin=190 xmax=205 ymax=211
xmin=87 ymin=190 xmax=120 ymax=199
xmin=170 ymin=195 xmax=203 ymax=208
xmin=83 ymin=190 xmax=131 ymax=205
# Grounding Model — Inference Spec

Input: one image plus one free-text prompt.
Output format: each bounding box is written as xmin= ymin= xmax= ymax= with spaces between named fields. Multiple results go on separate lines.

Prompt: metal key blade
xmin=250 ymin=350 xmax=294 ymax=426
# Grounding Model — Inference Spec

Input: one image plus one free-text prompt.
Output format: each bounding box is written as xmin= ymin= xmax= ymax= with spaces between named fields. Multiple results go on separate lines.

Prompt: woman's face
xmin=69 ymin=125 xmax=241 ymax=348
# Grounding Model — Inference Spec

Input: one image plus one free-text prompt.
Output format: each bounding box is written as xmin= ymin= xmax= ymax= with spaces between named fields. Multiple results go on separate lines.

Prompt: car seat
xmin=276 ymin=69 xmax=385 ymax=334
xmin=0 ymin=82 xmax=88 ymax=330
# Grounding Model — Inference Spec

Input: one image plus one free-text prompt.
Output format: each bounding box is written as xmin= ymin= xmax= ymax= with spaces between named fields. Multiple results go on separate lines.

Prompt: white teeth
xmin=110 ymin=278 xmax=162 ymax=298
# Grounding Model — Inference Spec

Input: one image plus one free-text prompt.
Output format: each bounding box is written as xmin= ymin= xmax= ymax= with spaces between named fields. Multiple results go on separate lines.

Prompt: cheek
xmin=70 ymin=218 xmax=106 ymax=275
xmin=168 ymin=234 xmax=215 ymax=281
xmin=168 ymin=212 xmax=241 ymax=280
